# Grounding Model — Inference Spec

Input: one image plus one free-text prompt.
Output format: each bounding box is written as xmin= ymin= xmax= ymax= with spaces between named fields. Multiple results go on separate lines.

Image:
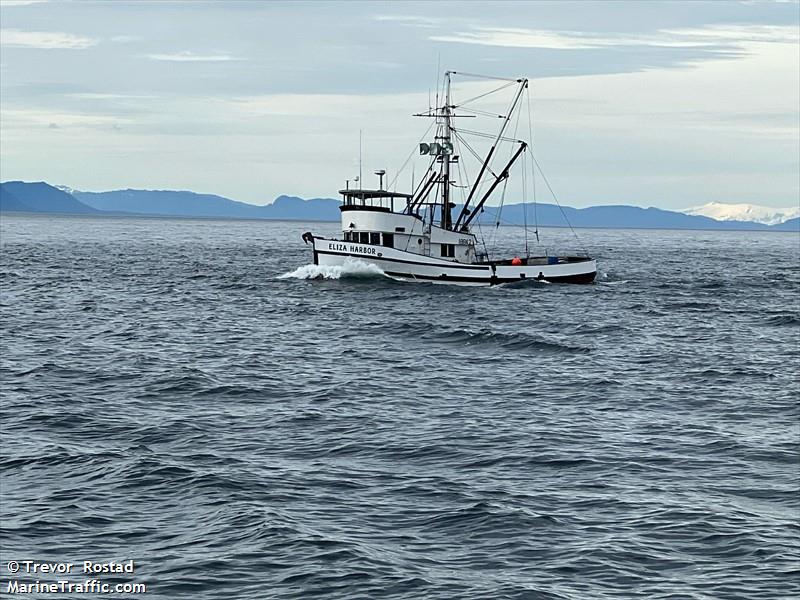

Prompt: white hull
xmin=312 ymin=237 xmax=596 ymax=286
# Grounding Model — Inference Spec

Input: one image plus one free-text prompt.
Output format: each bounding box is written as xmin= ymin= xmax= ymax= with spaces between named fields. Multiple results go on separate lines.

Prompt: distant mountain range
xmin=1 ymin=181 xmax=100 ymax=214
xmin=1 ymin=180 xmax=797 ymax=231
xmin=71 ymin=189 xmax=342 ymax=221
xmin=467 ymin=203 xmax=778 ymax=231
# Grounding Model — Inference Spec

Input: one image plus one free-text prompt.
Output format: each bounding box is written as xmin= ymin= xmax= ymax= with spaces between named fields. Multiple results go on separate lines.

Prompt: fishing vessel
xmin=301 ymin=71 xmax=596 ymax=286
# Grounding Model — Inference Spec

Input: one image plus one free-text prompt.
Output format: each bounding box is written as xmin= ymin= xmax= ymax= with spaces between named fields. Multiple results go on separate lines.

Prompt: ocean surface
xmin=1 ymin=214 xmax=798 ymax=599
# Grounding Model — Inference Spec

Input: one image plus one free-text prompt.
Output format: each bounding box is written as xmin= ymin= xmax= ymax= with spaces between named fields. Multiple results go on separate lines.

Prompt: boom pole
xmin=462 ymin=142 xmax=527 ymax=228
xmin=454 ymin=78 xmax=528 ymax=230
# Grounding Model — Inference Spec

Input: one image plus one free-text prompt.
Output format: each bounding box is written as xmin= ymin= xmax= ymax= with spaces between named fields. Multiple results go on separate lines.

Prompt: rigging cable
xmin=402 ymin=123 xmax=440 ymax=253
xmin=488 ymin=98 xmax=523 ymax=256
xmin=452 ymin=128 xmax=473 ymax=202
xmin=531 ymin=154 xmax=589 ymax=257
xmin=496 ymin=97 xmax=523 ymax=251
xmin=451 ymin=71 xmax=519 ymax=82
xmin=388 ymin=119 xmax=435 ymax=191
xmin=526 ymin=84 xmax=540 ymax=245
xmin=450 ymin=128 xmax=522 ymax=143
xmin=464 ymin=82 xmax=525 ymax=228
xmin=451 ymin=78 xmax=490 ymax=259
xmin=453 ymin=80 xmax=516 ymax=108
xmin=522 ymin=150 xmax=529 ymax=257
xmin=488 ymin=177 xmax=509 ymax=257
xmin=451 ymin=130 xmax=498 ymax=179
xmin=455 ymin=107 xmax=507 ymax=119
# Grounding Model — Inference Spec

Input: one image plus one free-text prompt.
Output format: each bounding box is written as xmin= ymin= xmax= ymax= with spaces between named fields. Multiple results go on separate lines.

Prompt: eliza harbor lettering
xmin=327 ymin=242 xmax=378 ymax=256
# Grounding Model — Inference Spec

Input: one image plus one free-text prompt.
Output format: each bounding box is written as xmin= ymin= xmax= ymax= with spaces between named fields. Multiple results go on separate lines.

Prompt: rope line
xmin=453 ymin=80 xmax=516 ymax=108
xmin=388 ymin=119 xmax=435 ymax=191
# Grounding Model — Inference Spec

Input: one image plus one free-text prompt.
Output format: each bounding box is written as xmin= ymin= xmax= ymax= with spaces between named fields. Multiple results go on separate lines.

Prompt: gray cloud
xmin=0 ymin=28 xmax=97 ymax=49
xmin=147 ymin=51 xmax=239 ymax=62
xmin=430 ymin=24 xmax=799 ymax=50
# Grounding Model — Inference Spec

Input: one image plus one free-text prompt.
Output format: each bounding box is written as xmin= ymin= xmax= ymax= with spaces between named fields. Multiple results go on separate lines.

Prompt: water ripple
xmin=1 ymin=216 xmax=798 ymax=599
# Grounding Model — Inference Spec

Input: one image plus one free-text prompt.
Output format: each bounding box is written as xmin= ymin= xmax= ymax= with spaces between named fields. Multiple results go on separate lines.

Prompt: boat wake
xmin=598 ymin=271 xmax=628 ymax=286
xmin=599 ymin=279 xmax=629 ymax=286
xmin=279 ymin=259 xmax=387 ymax=281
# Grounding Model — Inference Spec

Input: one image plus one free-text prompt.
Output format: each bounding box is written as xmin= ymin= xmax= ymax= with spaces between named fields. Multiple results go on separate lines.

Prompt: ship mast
xmin=411 ymin=71 xmax=528 ymax=231
xmin=440 ymin=71 xmax=452 ymax=230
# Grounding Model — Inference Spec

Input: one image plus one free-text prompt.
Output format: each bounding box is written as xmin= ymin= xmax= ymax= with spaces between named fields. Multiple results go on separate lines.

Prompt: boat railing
xmin=338 ymin=188 xmax=412 ymax=214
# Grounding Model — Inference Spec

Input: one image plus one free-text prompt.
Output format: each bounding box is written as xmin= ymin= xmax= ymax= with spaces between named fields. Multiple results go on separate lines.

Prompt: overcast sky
xmin=1 ymin=0 xmax=798 ymax=209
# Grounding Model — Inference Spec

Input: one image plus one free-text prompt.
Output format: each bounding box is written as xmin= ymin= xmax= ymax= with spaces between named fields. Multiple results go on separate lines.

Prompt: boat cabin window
xmin=344 ymin=231 xmax=353 ymax=242
xmin=382 ymin=233 xmax=394 ymax=248
xmin=395 ymin=227 xmax=406 ymax=233
xmin=370 ymin=232 xmax=380 ymax=245
xmin=441 ymin=244 xmax=455 ymax=258
xmin=339 ymin=189 xmax=412 ymax=213
xmin=359 ymin=232 xmax=369 ymax=244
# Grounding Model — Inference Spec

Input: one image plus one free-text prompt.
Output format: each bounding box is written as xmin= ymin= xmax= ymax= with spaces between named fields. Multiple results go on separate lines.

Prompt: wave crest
xmin=279 ymin=259 xmax=386 ymax=281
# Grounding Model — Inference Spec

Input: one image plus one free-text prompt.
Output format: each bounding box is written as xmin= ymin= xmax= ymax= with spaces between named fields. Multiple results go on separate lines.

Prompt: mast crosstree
xmin=413 ymin=72 xmax=530 ymax=233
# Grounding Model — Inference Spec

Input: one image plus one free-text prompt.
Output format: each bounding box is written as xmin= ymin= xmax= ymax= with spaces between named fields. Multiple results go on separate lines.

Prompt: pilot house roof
xmin=339 ymin=188 xmax=412 ymax=200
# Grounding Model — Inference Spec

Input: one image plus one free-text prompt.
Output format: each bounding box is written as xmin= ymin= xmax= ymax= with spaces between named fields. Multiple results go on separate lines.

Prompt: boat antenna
xmin=434 ymin=53 xmax=441 ymax=111
xmin=359 ymin=129 xmax=363 ymax=189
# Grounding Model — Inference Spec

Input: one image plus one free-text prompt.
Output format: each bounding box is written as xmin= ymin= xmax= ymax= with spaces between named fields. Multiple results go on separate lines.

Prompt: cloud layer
xmin=146 ymin=51 xmax=238 ymax=62
xmin=430 ymin=24 xmax=800 ymax=50
xmin=0 ymin=1 xmax=797 ymax=207
xmin=0 ymin=28 xmax=96 ymax=49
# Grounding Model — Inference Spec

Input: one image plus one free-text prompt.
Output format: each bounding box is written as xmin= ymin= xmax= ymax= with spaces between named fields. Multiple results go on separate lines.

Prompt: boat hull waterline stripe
xmin=384 ymin=271 xmax=597 ymax=285
xmin=314 ymin=244 xmax=594 ymax=270
xmin=313 ymin=248 xmax=596 ymax=285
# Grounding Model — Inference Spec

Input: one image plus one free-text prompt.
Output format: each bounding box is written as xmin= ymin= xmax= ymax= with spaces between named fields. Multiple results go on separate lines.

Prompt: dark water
xmin=1 ymin=214 xmax=798 ymax=599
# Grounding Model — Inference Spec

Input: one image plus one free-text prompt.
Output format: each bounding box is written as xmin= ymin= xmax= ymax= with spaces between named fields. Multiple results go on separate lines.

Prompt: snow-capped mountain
xmin=680 ymin=202 xmax=799 ymax=226
xmin=55 ymin=184 xmax=81 ymax=195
